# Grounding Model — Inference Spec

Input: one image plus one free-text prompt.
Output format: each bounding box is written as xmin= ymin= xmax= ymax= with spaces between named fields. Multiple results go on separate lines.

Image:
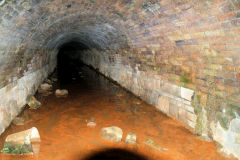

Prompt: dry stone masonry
xmin=0 ymin=0 xmax=239 ymax=159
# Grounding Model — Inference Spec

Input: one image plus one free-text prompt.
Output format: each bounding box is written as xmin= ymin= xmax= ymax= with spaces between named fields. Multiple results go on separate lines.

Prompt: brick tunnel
xmin=0 ymin=0 xmax=240 ymax=159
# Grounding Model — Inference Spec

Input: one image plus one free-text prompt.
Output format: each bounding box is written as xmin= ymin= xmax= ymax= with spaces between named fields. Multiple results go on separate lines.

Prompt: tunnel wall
xmin=0 ymin=0 xmax=239 ymax=158
xmin=80 ymin=47 xmax=240 ymax=157
xmin=0 ymin=50 xmax=57 ymax=134
xmin=79 ymin=43 xmax=240 ymax=158
xmin=80 ymin=49 xmax=196 ymax=129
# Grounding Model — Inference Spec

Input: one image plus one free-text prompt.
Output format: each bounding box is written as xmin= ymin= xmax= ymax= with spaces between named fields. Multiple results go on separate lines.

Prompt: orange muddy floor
xmin=0 ymin=65 xmax=236 ymax=160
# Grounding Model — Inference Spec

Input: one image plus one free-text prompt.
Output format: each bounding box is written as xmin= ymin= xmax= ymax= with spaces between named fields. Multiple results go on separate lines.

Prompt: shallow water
xmin=0 ymin=64 xmax=235 ymax=160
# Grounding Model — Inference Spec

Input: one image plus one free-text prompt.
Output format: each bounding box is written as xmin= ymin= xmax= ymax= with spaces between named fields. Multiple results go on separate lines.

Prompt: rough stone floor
xmin=0 ymin=65 xmax=236 ymax=160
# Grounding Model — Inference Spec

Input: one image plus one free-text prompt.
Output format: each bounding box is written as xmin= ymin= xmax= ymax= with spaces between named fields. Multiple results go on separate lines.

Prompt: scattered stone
xmin=40 ymin=83 xmax=52 ymax=90
xmin=87 ymin=121 xmax=96 ymax=128
xmin=2 ymin=127 xmax=41 ymax=154
xmin=26 ymin=96 xmax=41 ymax=109
xmin=125 ymin=132 xmax=136 ymax=143
xmin=133 ymin=100 xmax=141 ymax=105
xmin=116 ymin=93 xmax=124 ymax=97
xmin=144 ymin=139 xmax=168 ymax=152
xmin=100 ymin=126 xmax=123 ymax=142
xmin=45 ymin=79 xmax=53 ymax=84
xmin=55 ymin=89 xmax=68 ymax=98
xmin=12 ymin=117 xmax=25 ymax=126
xmin=87 ymin=117 xmax=96 ymax=128
xmin=51 ymin=78 xmax=58 ymax=82
xmin=38 ymin=83 xmax=53 ymax=96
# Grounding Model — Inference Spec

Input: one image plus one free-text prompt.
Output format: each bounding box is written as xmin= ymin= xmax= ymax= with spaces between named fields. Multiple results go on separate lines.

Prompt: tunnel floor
xmin=0 ymin=64 xmax=235 ymax=160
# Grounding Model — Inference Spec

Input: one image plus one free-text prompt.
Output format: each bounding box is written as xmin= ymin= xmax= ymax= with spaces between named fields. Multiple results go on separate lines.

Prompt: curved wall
xmin=0 ymin=0 xmax=239 ymax=158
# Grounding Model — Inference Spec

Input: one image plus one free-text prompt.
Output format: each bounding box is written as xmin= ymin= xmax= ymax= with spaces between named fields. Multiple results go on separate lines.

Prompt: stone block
xmin=156 ymin=96 xmax=169 ymax=115
xmin=187 ymin=111 xmax=197 ymax=122
xmin=231 ymin=119 xmax=240 ymax=133
xmin=178 ymin=108 xmax=186 ymax=123
xmin=169 ymin=103 xmax=178 ymax=119
xmin=185 ymin=104 xmax=194 ymax=113
xmin=187 ymin=120 xmax=195 ymax=129
xmin=100 ymin=126 xmax=123 ymax=142
xmin=236 ymin=133 xmax=240 ymax=144
xmin=181 ymin=87 xmax=194 ymax=101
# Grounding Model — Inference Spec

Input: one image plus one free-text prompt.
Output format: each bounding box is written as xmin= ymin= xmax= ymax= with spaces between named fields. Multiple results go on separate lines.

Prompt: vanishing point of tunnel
xmin=0 ymin=0 xmax=240 ymax=159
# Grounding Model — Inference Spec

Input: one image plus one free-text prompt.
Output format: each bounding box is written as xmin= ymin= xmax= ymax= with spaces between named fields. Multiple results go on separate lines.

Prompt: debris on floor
xmin=116 ymin=93 xmax=124 ymax=97
xmin=55 ymin=89 xmax=68 ymax=98
xmin=45 ymin=79 xmax=53 ymax=84
xmin=125 ymin=132 xmax=137 ymax=143
xmin=51 ymin=77 xmax=58 ymax=82
xmin=133 ymin=99 xmax=141 ymax=105
xmin=12 ymin=117 xmax=25 ymax=126
xmin=87 ymin=121 xmax=96 ymax=128
xmin=1 ymin=127 xmax=41 ymax=154
xmin=86 ymin=117 xmax=96 ymax=128
xmin=40 ymin=83 xmax=52 ymax=90
xmin=144 ymin=139 xmax=168 ymax=152
xmin=26 ymin=96 xmax=41 ymax=109
xmin=100 ymin=126 xmax=123 ymax=142
xmin=38 ymin=83 xmax=53 ymax=96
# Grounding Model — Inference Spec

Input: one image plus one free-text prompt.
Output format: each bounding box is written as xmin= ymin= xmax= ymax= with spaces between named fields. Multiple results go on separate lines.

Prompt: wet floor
xmin=0 ymin=64 xmax=236 ymax=160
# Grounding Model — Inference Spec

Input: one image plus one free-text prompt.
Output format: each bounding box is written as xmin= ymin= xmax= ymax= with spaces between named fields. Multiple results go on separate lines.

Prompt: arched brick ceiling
xmin=0 ymin=0 xmax=240 ymax=158
xmin=0 ymin=0 xmax=239 ymax=89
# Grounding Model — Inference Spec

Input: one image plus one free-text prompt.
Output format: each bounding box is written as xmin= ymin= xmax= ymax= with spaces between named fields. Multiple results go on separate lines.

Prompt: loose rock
xmin=87 ymin=121 xmax=96 ymax=128
xmin=125 ymin=132 xmax=136 ymax=143
xmin=55 ymin=89 xmax=68 ymax=98
xmin=45 ymin=79 xmax=53 ymax=84
xmin=51 ymin=78 xmax=58 ymax=82
xmin=26 ymin=96 xmax=41 ymax=109
xmin=38 ymin=83 xmax=53 ymax=96
xmin=133 ymin=100 xmax=141 ymax=105
xmin=144 ymin=139 xmax=168 ymax=151
xmin=40 ymin=83 xmax=52 ymax=91
xmin=2 ymin=127 xmax=41 ymax=154
xmin=100 ymin=126 xmax=123 ymax=142
xmin=116 ymin=93 xmax=124 ymax=97
xmin=87 ymin=117 xmax=96 ymax=128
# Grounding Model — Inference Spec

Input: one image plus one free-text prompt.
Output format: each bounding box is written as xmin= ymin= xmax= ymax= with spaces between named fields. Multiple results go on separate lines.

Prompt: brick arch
xmin=0 ymin=0 xmax=240 ymax=158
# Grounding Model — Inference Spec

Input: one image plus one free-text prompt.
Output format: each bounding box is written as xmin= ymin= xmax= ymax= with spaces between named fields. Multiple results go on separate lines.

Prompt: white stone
xmin=231 ymin=119 xmax=240 ymax=133
xmin=181 ymin=87 xmax=194 ymax=101
xmin=87 ymin=121 xmax=96 ymax=127
xmin=40 ymin=83 xmax=52 ymax=91
xmin=125 ymin=133 xmax=136 ymax=143
xmin=100 ymin=126 xmax=123 ymax=142
xmin=211 ymin=119 xmax=240 ymax=159
xmin=55 ymin=89 xmax=68 ymax=97
xmin=5 ymin=127 xmax=41 ymax=144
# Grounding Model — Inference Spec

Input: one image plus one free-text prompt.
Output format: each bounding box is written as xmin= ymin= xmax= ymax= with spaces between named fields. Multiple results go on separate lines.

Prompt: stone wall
xmin=0 ymin=0 xmax=239 ymax=158
xmin=79 ymin=48 xmax=240 ymax=159
xmin=0 ymin=50 xmax=57 ymax=135
xmin=79 ymin=49 xmax=197 ymax=130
